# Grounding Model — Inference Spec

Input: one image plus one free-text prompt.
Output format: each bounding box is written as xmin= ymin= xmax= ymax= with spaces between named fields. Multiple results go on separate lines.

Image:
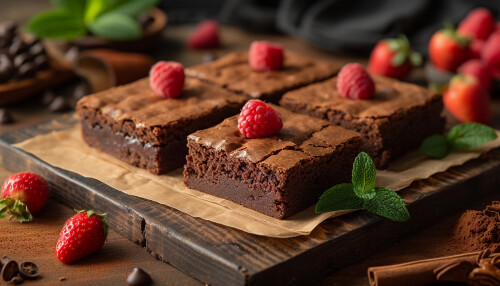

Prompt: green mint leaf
xmin=391 ymin=52 xmax=407 ymax=67
xmin=50 ymin=0 xmax=86 ymax=16
xmin=363 ymin=187 xmax=410 ymax=222
xmin=419 ymin=134 xmax=451 ymax=159
xmin=84 ymin=0 xmax=109 ymax=23
xmin=26 ymin=9 xmax=87 ymax=40
xmin=352 ymin=152 xmax=377 ymax=197
xmin=315 ymin=184 xmax=363 ymax=213
xmin=107 ymin=0 xmax=159 ymax=17
xmin=88 ymin=13 xmax=142 ymax=41
xmin=447 ymin=123 xmax=497 ymax=150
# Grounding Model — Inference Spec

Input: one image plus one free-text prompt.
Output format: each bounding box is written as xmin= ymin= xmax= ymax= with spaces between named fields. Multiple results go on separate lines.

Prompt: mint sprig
xmin=315 ymin=152 xmax=410 ymax=222
xmin=27 ymin=0 xmax=159 ymax=41
xmin=420 ymin=123 xmax=497 ymax=159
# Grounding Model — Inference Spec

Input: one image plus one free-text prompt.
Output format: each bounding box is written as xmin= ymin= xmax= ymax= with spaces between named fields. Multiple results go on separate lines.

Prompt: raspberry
xmin=187 ymin=20 xmax=220 ymax=49
xmin=458 ymin=59 xmax=491 ymax=91
xmin=238 ymin=100 xmax=283 ymax=138
xmin=249 ymin=41 xmax=284 ymax=71
xmin=336 ymin=63 xmax=375 ymax=100
xmin=149 ymin=61 xmax=185 ymax=98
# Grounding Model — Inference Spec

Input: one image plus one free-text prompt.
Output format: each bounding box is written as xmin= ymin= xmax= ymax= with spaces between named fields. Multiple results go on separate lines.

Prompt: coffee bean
xmin=24 ymin=37 xmax=40 ymax=48
xmin=16 ymin=62 xmax=36 ymax=79
xmin=29 ymin=42 xmax=45 ymax=57
xmin=0 ymin=108 xmax=14 ymax=124
xmin=18 ymin=262 xmax=39 ymax=279
xmin=13 ymin=53 xmax=32 ymax=68
xmin=48 ymin=96 xmax=71 ymax=112
xmin=41 ymin=90 xmax=56 ymax=106
xmin=8 ymin=37 xmax=27 ymax=57
xmin=73 ymin=82 xmax=90 ymax=100
xmin=34 ymin=55 xmax=50 ymax=71
xmin=1 ymin=260 xmax=19 ymax=282
xmin=10 ymin=274 xmax=24 ymax=284
xmin=126 ymin=267 xmax=152 ymax=286
xmin=0 ymin=54 xmax=14 ymax=83
xmin=0 ymin=21 xmax=18 ymax=38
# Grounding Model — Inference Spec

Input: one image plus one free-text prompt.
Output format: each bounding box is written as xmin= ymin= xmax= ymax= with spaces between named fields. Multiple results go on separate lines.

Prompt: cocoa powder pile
xmin=452 ymin=201 xmax=500 ymax=253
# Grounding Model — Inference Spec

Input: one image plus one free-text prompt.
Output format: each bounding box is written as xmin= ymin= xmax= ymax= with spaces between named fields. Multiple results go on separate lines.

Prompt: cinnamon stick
xmin=367 ymin=251 xmax=482 ymax=286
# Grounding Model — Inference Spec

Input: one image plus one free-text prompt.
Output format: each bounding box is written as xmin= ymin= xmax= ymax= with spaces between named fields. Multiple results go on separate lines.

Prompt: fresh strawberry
xmin=429 ymin=24 xmax=471 ymax=72
xmin=1 ymin=172 xmax=49 ymax=222
xmin=368 ymin=35 xmax=421 ymax=79
xmin=481 ymin=32 xmax=500 ymax=78
xmin=458 ymin=59 xmax=491 ymax=91
xmin=249 ymin=41 xmax=284 ymax=71
xmin=149 ymin=61 xmax=185 ymax=98
xmin=337 ymin=63 xmax=375 ymax=100
xmin=238 ymin=100 xmax=283 ymax=138
xmin=443 ymin=74 xmax=491 ymax=124
xmin=458 ymin=8 xmax=495 ymax=41
xmin=470 ymin=39 xmax=485 ymax=59
xmin=187 ymin=20 xmax=220 ymax=49
xmin=56 ymin=210 xmax=108 ymax=264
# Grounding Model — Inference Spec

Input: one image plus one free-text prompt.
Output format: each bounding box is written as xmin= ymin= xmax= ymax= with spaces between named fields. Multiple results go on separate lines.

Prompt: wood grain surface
xmin=1 ymin=118 xmax=499 ymax=285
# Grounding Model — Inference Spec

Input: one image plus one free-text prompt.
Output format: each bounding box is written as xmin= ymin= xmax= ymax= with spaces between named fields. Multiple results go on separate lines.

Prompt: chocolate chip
xmin=1 ymin=260 xmax=19 ymax=282
xmin=18 ymin=262 xmax=39 ymax=279
xmin=0 ymin=108 xmax=14 ymax=124
xmin=126 ymin=268 xmax=152 ymax=286
xmin=34 ymin=55 xmax=50 ymax=71
xmin=8 ymin=37 xmax=27 ymax=57
xmin=29 ymin=42 xmax=45 ymax=57
xmin=0 ymin=21 xmax=18 ymax=38
xmin=73 ymin=82 xmax=90 ymax=100
xmin=13 ymin=53 xmax=32 ymax=68
xmin=41 ymin=90 xmax=56 ymax=105
xmin=202 ymin=52 xmax=217 ymax=63
xmin=0 ymin=54 xmax=14 ymax=83
xmin=48 ymin=96 xmax=71 ymax=112
xmin=16 ymin=62 xmax=36 ymax=79
xmin=10 ymin=274 xmax=24 ymax=284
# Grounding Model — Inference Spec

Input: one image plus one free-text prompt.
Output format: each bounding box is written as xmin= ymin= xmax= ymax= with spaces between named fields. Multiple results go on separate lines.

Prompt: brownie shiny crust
xmin=186 ymin=51 xmax=340 ymax=103
xmin=184 ymin=105 xmax=362 ymax=219
xmin=76 ymin=77 xmax=247 ymax=174
xmin=280 ymin=75 xmax=445 ymax=169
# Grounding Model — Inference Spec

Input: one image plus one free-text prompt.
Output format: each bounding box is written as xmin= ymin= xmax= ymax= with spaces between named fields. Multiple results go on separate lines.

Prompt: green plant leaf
xmin=420 ymin=134 xmax=451 ymax=159
xmin=0 ymin=198 xmax=33 ymax=223
xmin=315 ymin=184 xmax=363 ymax=213
xmin=88 ymin=13 xmax=142 ymax=41
xmin=363 ymin=187 xmax=410 ymax=222
xmin=107 ymin=0 xmax=159 ymax=17
xmin=352 ymin=152 xmax=377 ymax=197
xmin=84 ymin=0 xmax=109 ymax=23
xmin=26 ymin=9 xmax=86 ymax=40
xmin=446 ymin=123 xmax=497 ymax=150
xmin=50 ymin=0 xmax=86 ymax=16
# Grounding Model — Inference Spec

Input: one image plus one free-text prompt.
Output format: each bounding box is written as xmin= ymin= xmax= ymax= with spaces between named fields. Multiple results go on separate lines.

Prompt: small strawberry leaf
xmin=315 ymin=184 xmax=363 ymax=213
xmin=363 ymin=187 xmax=410 ymax=222
xmin=419 ymin=134 xmax=451 ymax=158
xmin=391 ymin=52 xmax=407 ymax=67
xmin=0 ymin=198 xmax=33 ymax=223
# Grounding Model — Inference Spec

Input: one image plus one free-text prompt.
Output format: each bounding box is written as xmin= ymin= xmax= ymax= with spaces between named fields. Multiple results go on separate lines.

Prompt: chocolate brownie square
xmin=185 ymin=51 xmax=339 ymax=103
xmin=76 ymin=77 xmax=247 ymax=174
xmin=280 ymin=75 xmax=445 ymax=169
xmin=183 ymin=105 xmax=362 ymax=219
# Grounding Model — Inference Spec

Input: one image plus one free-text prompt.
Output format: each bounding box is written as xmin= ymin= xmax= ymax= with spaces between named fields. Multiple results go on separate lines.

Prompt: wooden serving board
xmin=1 ymin=117 xmax=499 ymax=285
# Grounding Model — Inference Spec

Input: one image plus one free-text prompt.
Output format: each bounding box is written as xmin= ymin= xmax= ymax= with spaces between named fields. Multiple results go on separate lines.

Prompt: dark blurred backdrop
xmin=160 ymin=0 xmax=500 ymax=55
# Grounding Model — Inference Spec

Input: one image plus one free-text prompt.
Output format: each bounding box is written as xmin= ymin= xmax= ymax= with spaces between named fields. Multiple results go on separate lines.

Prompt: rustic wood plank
xmin=0 ymin=118 xmax=499 ymax=285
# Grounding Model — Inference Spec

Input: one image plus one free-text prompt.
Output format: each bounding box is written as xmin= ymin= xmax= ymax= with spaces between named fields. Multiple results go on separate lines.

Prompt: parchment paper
xmin=13 ymin=125 xmax=500 ymax=238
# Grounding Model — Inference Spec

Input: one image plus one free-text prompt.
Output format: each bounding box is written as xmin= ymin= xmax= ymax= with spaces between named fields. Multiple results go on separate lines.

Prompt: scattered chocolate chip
xmin=41 ymin=90 xmax=56 ymax=105
xmin=0 ymin=54 xmax=14 ymax=83
xmin=8 ymin=38 xmax=27 ymax=57
xmin=202 ymin=52 xmax=217 ymax=63
xmin=1 ymin=260 xmax=19 ymax=282
xmin=48 ymin=96 xmax=71 ymax=112
xmin=18 ymin=262 xmax=39 ymax=279
xmin=33 ymin=55 xmax=50 ymax=71
xmin=0 ymin=108 xmax=14 ymax=124
xmin=13 ymin=53 xmax=32 ymax=68
xmin=16 ymin=62 xmax=36 ymax=80
xmin=29 ymin=42 xmax=45 ymax=57
xmin=10 ymin=274 xmax=24 ymax=284
xmin=126 ymin=267 xmax=152 ymax=286
xmin=73 ymin=82 xmax=90 ymax=100
xmin=64 ymin=46 xmax=79 ymax=64
xmin=0 ymin=21 xmax=18 ymax=38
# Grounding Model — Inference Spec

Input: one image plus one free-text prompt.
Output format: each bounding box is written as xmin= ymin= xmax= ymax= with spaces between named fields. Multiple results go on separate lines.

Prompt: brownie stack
xmin=77 ymin=50 xmax=444 ymax=219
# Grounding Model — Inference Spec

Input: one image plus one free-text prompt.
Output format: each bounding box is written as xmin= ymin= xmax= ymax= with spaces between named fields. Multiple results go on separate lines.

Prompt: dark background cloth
xmin=160 ymin=0 xmax=500 ymax=55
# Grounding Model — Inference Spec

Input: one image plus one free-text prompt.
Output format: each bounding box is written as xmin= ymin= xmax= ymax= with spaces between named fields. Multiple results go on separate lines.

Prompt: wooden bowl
xmin=70 ymin=8 xmax=167 ymax=53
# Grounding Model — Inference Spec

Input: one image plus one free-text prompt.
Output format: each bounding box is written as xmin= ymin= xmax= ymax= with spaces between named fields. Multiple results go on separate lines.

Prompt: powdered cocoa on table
xmin=452 ymin=201 xmax=500 ymax=253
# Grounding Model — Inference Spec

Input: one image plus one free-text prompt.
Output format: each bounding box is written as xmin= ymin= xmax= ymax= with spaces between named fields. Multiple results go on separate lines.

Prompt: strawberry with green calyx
xmin=56 ymin=210 xmax=108 ymax=264
xmin=368 ymin=34 xmax=422 ymax=79
xmin=0 ymin=172 xmax=49 ymax=222
xmin=429 ymin=23 xmax=471 ymax=72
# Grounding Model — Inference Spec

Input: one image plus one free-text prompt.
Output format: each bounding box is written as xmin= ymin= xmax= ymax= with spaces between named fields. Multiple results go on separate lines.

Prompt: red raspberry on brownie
xmin=238 ymin=100 xmax=283 ymax=138
xmin=337 ymin=63 xmax=375 ymax=100
xmin=249 ymin=41 xmax=284 ymax=71
xmin=149 ymin=61 xmax=185 ymax=98
xmin=187 ymin=20 xmax=220 ymax=49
